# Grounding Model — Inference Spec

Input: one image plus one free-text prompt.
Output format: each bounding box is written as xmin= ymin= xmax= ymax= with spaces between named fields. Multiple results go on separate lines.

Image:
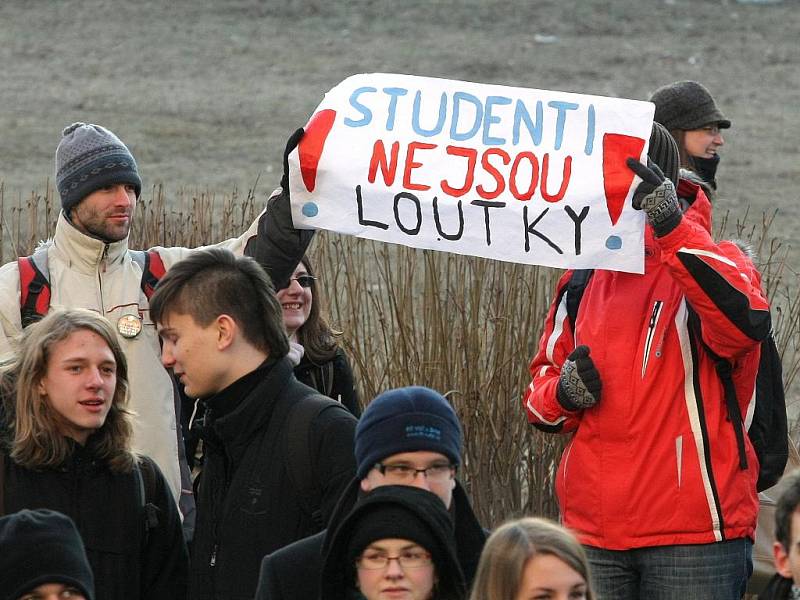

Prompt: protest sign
xmin=288 ymin=73 xmax=654 ymax=273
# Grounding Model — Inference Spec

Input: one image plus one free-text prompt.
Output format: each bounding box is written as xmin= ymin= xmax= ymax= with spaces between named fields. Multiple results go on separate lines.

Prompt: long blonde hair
xmin=469 ymin=517 xmax=595 ymax=600
xmin=0 ymin=309 xmax=135 ymax=472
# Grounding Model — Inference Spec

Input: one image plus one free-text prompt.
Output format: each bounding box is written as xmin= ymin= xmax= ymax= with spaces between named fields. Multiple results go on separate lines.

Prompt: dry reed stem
xmin=2 ymin=182 xmax=799 ymax=524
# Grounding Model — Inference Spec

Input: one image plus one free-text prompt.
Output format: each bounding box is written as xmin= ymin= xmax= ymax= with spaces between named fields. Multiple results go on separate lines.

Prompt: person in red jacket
xmin=522 ymin=122 xmax=770 ymax=599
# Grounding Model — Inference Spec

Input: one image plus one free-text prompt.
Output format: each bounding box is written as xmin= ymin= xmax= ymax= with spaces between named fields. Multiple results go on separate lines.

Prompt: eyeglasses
xmin=357 ymin=549 xmax=433 ymax=570
xmin=19 ymin=587 xmax=86 ymax=600
xmin=290 ymin=275 xmax=317 ymax=288
xmin=698 ymin=125 xmax=721 ymax=136
xmin=373 ymin=461 xmax=456 ymax=483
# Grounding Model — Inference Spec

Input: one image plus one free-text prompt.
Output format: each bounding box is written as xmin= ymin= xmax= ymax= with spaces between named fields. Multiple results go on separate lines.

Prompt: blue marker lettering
xmin=548 ymin=100 xmax=579 ymax=150
xmin=383 ymin=87 xmax=408 ymax=131
xmin=450 ymin=92 xmax=483 ymax=141
xmin=344 ymin=87 xmax=377 ymax=127
xmin=584 ymin=104 xmax=595 ymax=156
xmin=483 ymin=95 xmax=512 ymax=146
xmin=513 ymin=99 xmax=543 ymax=146
xmin=412 ymin=90 xmax=447 ymax=137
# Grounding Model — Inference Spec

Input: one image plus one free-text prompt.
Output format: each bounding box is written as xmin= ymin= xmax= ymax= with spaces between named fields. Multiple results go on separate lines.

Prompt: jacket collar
xmin=207 ymin=357 xmax=292 ymax=448
xmin=51 ymin=211 xmax=130 ymax=275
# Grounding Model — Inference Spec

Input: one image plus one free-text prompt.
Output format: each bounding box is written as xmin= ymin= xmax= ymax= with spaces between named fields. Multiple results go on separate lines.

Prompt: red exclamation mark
xmin=298 ymin=109 xmax=337 ymax=193
xmin=602 ymin=133 xmax=645 ymax=226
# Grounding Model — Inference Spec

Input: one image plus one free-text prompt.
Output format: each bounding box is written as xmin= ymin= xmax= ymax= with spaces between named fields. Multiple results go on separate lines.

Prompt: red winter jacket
xmin=523 ymin=180 xmax=770 ymax=550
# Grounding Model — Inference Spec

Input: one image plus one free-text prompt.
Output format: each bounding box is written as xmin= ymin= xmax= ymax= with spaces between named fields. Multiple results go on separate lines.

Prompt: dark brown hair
xmin=292 ymin=254 xmax=340 ymax=363
xmin=149 ymin=248 xmax=289 ymax=358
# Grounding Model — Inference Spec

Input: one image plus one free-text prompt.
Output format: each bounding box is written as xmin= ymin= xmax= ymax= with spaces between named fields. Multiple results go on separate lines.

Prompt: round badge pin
xmin=117 ymin=314 xmax=143 ymax=339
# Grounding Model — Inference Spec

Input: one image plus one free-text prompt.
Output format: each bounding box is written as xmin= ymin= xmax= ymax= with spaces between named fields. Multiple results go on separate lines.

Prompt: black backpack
xmin=565 ymin=269 xmax=788 ymax=492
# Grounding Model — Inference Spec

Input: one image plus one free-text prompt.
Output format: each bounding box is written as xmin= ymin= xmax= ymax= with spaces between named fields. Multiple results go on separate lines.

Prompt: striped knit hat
xmin=648 ymin=122 xmax=680 ymax=187
xmin=55 ymin=122 xmax=142 ymax=212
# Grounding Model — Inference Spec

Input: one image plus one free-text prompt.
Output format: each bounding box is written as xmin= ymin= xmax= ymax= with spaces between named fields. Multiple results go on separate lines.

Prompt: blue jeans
xmin=584 ymin=539 xmax=753 ymax=600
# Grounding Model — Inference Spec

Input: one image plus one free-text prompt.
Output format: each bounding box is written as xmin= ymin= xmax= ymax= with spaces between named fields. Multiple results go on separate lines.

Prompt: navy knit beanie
xmin=55 ymin=122 xmax=142 ymax=213
xmin=650 ymin=81 xmax=731 ymax=131
xmin=0 ymin=509 xmax=95 ymax=600
xmin=355 ymin=386 xmax=463 ymax=479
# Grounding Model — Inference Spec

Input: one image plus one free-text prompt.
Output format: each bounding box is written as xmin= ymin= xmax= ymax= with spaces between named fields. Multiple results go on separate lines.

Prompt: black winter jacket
xmin=1 ymin=442 xmax=188 ymax=600
xmin=190 ymin=357 xmax=357 ymax=600
xmin=295 ymin=347 xmax=361 ymax=417
xmin=759 ymin=574 xmax=793 ymax=600
xmin=254 ymin=478 xmax=486 ymax=600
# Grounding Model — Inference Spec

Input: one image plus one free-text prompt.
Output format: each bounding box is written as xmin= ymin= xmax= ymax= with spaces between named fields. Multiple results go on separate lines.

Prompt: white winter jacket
xmin=0 ymin=211 xmax=263 ymax=503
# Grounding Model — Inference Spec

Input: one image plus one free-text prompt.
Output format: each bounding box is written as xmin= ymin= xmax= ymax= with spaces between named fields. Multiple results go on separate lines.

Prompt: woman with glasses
xmin=321 ymin=485 xmax=466 ymax=600
xmin=276 ymin=254 xmax=360 ymax=416
xmin=650 ymin=80 xmax=731 ymax=190
xmin=469 ymin=517 xmax=595 ymax=600
xmin=0 ymin=309 xmax=187 ymax=599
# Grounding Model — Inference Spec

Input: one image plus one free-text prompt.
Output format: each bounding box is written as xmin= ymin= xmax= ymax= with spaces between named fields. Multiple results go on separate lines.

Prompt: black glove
xmin=245 ymin=127 xmax=314 ymax=290
xmin=557 ymin=345 xmax=602 ymax=411
xmin=626 ymin=157 xmax=682 ymax=237
xmin=280 ymin=127 xmax=305 ymax=193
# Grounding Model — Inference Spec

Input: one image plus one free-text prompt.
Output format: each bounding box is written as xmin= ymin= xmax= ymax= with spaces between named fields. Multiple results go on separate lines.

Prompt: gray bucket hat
xmin=650 ymin=81 xmax=731 ymax=131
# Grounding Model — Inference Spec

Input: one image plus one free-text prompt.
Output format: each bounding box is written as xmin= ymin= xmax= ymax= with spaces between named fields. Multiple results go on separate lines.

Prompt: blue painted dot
xmin=605 ymin=235 xmax=622 ymax=250
xmin=302 ymin=202 xmax=319 ymax=217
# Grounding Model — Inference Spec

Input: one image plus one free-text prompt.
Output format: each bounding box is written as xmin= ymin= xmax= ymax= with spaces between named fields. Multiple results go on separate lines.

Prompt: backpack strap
xmin=0 ymin=451 xmax=6 ymax=517
xmin=131 ymin=250 xmax=166 ymax=300
xmin=18 ymin=247 xmax=51 ymax=328
xmin=308 ymin=361 xmax=336 ymax=399
xmin=282 ymin=391 xmax=341 ymax=529
xmin=686 ymin=306 xmax=749 ymax=471
xmin=565 ymin=269 xmax=594 ymax=328
xmin=135 ymin=457 xmax=161 ymax=547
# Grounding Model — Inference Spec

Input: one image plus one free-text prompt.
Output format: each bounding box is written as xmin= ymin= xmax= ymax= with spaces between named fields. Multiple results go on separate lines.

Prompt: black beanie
xmin=0 ymin=509 xmax=95 ymax=600
xmin=355 ymin=386 xmax=463 ymax=479
xmin=648 ymin=122 xmax=680 ymax=187
xmin=55 ymin=122 xmax=142 ymax=213
xmin=650 ymin=81 xmax=731 ymax=131
xmin=321 ymin=486 xmax=465 ymax=600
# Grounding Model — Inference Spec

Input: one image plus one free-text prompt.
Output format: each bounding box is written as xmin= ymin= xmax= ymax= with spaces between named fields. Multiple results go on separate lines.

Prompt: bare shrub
xmin=2 ymin=181 xmax=798 ymax=525
xmin=312 ymin=233 xmax=565 ymax=524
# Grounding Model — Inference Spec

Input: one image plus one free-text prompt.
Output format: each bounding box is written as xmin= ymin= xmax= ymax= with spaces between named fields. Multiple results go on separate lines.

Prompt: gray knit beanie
xmin=55 ymin=122 xmax=142 ymax=213
xmin=650 ymin=81 xmax=731 ymax=131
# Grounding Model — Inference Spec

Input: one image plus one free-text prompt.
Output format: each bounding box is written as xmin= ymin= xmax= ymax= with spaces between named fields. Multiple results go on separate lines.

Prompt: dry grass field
xmin=1 ymin=0 xmax=798 ymax=229
xmin=1 ymin=0 xmax=799 ymax=526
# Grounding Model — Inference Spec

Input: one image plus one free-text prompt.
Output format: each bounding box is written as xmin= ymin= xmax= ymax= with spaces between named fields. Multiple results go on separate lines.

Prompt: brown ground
xmin=1 ymin=0 xmax=797 ymax=226
xmin=1 ymin=0 xmax=799 ymax=304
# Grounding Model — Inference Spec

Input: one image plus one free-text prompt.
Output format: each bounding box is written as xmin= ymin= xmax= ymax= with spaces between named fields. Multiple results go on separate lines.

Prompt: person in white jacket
xmin=0 ymin=123 xmax=310 ymax=537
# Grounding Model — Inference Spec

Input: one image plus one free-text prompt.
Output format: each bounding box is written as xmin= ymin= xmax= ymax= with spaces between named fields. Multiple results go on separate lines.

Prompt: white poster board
xmin=289 ymin=73 xmax=654 ymax=273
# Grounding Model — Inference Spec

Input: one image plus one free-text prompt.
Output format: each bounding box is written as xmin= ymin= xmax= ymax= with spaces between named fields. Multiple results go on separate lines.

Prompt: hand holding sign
xmin=289 ymin=74 xmax=654 ymax=273
xmin=626 ymin=158 xmax=681 ymax=237
xmin=282 ymin=127 xmax=305 ymax=193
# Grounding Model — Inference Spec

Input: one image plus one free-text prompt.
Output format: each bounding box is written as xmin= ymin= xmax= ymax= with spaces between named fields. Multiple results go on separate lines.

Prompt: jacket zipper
xmin=99 ymin=244 xmax=109 ymax=311
xmin=642 ymin=301 xmax=663 ymax=378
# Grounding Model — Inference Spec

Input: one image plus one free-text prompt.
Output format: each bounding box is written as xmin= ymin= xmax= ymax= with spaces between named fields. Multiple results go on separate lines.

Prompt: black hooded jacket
xmin=319 ymin=485 xmax=465 ymax=600
xmin=189 ymin=357 xmax=357 ymax=600
xmin=254 ymin=477 xmax=486 ymax=600
xmin=1 ymin=442 xmax=187 ymax=600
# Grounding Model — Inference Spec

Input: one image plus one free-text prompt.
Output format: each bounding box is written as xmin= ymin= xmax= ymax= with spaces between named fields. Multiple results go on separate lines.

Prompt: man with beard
xmin=0 ymin=123 xmax=310 ymax=536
